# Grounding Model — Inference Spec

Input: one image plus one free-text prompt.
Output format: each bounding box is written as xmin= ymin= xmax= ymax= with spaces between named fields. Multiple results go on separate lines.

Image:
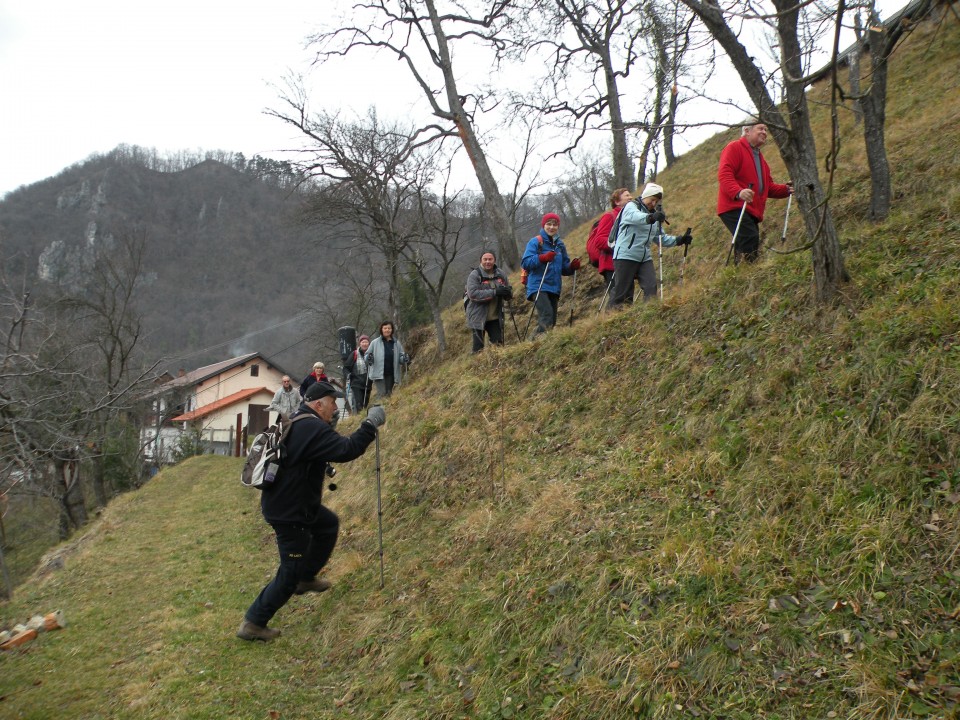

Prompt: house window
xmin=250 ymin=364 xmax=260 ymax=377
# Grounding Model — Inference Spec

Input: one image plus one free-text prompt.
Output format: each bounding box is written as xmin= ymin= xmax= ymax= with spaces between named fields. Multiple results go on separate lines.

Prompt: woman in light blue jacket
xmin=610 ymin=183 xmax=692 ymax=306
xmin=364 ymin=321 xmax=409 ymax=400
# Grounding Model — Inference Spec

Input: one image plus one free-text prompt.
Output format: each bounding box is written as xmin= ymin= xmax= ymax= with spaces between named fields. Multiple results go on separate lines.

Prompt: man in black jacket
xmin=238 ymin=381 xmax=386 ymax=642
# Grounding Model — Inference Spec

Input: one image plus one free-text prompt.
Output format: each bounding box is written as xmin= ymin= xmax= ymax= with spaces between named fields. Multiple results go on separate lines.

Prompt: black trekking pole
xmin=680 ymin=227 xmax=691 ymax=286
xmin=725 ymin=183 xmax=753 ymax=266
xmin=374 ymin=427 xmax=384 ymax=589
xmin=658 ymin=227 xmax=664 ymax=300
xmin=508 ymin=301 xmax=523 ymax=343
xmin=567 ymin=268 xmax=578 ymax=326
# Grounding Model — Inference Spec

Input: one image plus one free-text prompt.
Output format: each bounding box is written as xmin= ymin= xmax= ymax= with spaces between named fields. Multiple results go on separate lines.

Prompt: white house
xmin=141 ymin=352 xmax=291 ymax=465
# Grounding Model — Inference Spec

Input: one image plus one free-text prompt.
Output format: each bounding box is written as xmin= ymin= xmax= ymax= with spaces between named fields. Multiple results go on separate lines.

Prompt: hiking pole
xmin=567 ymin=268 xmax=578 ymax=325
xmin=597 ymin=274 xmax=613 ymax=316
xmin=506 ymin=300 xmax=523 ymax=342
xmin=680 ymin=227 xmax=691 ymax=286
xmin=725 ymin=183 xmax=753 ymax=266
xmin=779 ymin=193 xmax=793 ymax=244
xmin=658 ymin=228 xmax=664 ymax=300
xmin=374 ymin=428 xmax=384 ymax=589
xmin=523 ymin=268 xmax=549 ymax=339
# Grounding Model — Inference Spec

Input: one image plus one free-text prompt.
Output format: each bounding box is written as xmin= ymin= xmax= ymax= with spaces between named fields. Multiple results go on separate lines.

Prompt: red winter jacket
xmin=717 ymin=137 xmax=790 ymax=223
xmin=592 ymin=206 xmax=622 ymax=274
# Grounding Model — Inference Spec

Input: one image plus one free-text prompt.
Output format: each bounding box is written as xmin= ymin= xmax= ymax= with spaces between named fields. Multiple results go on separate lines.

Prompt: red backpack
xmin=585 ymin=219 xmax=602 ymax=268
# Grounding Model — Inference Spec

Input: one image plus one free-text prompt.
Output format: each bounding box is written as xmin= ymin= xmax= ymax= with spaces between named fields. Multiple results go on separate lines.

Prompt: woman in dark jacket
xmin=344 ymin=335 xmax=371 ymax=410
xmin=299 ymin=362 xmax=329 ymax=398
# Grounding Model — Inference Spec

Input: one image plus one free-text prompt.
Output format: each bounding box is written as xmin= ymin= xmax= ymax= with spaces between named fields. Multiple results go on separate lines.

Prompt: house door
xmin=248 ymin=404 xmax=269 ymax=433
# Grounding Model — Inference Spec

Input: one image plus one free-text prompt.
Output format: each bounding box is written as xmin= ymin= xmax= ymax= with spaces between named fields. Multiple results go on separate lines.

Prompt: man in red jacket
xmin=717 ymin=123 xmax=793 ymax=264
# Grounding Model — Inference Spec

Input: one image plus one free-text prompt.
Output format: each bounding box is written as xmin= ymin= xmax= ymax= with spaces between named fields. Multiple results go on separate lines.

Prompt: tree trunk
xmin=424 ymin=0 xmax=520 ymax=271
xmin=861 ymin=35 xmax=891 ymax=221
xmin=54 ymin=454 xmax=87 ymax=540
xmin=602 ymin=53 xmax=633 ymax=189
xmin=848 ymin=51 xmax=863 ymax=126
xmin=384 ymin=247 xmax=403 ymax=331
xmin=92 ymin=446 xmax=108 ymax=508
xmin=683 ymin=0 xmax=849 ymax=302
xmin=775 ymin=0 xmax=849 ymax=300
xmin=664 ymin=85 xmax=679 ymax=167
xmin=636 ymin=129 xmax=657 ymax=188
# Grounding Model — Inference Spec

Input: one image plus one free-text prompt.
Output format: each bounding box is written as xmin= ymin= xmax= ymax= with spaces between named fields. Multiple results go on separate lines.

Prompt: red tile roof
xmin=171 ymin=387 xmax=270 ymax=422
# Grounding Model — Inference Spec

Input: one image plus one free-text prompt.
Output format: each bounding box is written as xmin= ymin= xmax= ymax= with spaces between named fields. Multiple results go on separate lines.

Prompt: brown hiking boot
xmin=294 ymin=578 xmax=332 ymax=595
xmin=236 ymin=620 xmax=281 ymax=642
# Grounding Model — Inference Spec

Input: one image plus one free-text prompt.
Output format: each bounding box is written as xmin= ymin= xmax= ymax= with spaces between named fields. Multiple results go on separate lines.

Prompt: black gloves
xmin=494 ymin=284 xmax=513 ymax=298
xmin=676 ymin=231 xmax=693 ymax=247
xmin=646 ymin=210 xmax=667 ymax=225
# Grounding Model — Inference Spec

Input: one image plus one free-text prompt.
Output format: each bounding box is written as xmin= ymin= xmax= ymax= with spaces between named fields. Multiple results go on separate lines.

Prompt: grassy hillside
xmin=3 ymin=12 xmax=960 ymax=720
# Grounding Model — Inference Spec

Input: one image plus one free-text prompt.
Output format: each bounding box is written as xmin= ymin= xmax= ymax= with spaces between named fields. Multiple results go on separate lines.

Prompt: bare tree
xmin=634 ymin=0 xmax=698 ymax=184
xmin=310 ymin=0 xmax=523 ymax=270
xmin=59 ymin=226 xmax=151 ymax=506
xmin=269 ymin=100 xmax=442 ymax=325
xmin=507 ymin=0 xmax=644 ymax=189
xmin=1 ymin=227 xmax=156 ymax=557
xmin=311 ymin=252 xmax=389 ymax=347
xmin=811 ymin=0 xmax=937 ymax=221
xmin=680 ymin=0 xmax=850 ymax=302
xmin=544 ymin=148 xmax=615 ymax=225
xmin=400 ymin=161 xmax=473 ymax=353
xmin=0 ymin=281 xmax=91 ymax=542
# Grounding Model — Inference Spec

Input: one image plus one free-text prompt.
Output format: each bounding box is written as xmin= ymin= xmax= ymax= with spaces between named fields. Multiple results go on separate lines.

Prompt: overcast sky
xmin=0 ymin=1 xmax=350 ymax=196
xmin=1 ymin=0 xmax=909 ymax=199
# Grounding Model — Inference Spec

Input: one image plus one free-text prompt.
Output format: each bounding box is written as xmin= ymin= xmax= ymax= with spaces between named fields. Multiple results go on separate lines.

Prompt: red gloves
xmin=539 ymin=251 xmax=557 ymax=263
xmin=569 ymin=258 xmax=581 ymax=271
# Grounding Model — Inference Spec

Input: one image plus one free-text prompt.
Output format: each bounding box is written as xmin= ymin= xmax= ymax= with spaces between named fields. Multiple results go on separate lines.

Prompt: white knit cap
xmin=641 ymin=183 xmax=664 ymax=200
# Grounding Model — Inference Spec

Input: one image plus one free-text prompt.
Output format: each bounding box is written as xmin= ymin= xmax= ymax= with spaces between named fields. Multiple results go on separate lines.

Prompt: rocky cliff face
xmin=0 ymin=153 xmax=326 ymax=374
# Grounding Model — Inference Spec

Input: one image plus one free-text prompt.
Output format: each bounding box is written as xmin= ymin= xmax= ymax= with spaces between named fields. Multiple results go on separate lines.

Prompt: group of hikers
xmin=465 ymin=121 xmax=793 ymax=352
xmin=238 ymin=121 xmax=793 ymax=643
xmin=266 ymin=321 xmax=410 ymax=424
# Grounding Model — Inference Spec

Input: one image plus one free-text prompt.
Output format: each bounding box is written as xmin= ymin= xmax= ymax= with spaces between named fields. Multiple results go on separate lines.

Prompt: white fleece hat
xmin=640 ymin=183 xmax=664 ymax=200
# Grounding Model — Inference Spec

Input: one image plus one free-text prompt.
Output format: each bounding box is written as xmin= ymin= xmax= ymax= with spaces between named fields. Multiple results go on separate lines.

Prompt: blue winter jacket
xmin=521 ymin=230 xmax=574 ymax=298
xmin=613 ymin=201 xmax=679 ymax=264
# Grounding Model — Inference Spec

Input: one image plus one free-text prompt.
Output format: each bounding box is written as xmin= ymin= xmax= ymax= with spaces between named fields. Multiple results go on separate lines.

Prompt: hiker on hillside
xmin=717 ymin=122 xmax=793 ymax=264
xmin=610 ymin=182 xmax=692 ymax=306
xmin=299 ymin=362 xmax=329 ymax=398
xmin=465 ymin=250 xmax=513 ymax=353
xmin=237 ymin=381 xmax=386 ymax=642
xmin=591 ymin=187 xmax=632 ymax=292
xmin=267 ymin=375 xmax=300 ymax=423
xmin=344 ymin=335 xmax=372 ymax=411
xmin=521 ymin=213 xmax=581 ymax=339
xmin=364 ymin=321 xmax=410 ymax=399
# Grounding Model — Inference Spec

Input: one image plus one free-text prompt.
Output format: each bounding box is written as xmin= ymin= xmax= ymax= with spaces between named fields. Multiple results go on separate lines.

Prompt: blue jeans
xmin=244 ymin=507 xmax=339 ymax=627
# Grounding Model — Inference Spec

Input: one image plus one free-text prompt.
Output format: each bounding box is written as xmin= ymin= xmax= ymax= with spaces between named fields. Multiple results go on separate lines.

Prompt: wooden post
xmin=235 ymin=414 xmax=243 ymax=457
